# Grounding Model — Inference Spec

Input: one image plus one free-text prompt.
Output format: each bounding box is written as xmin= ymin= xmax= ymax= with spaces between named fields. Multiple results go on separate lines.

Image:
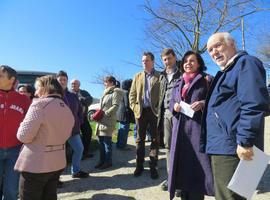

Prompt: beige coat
xmin=96 ymin=86 xmax=122 ymax=137
xmin=14 ymin=96 xmax=74 ymax=173
xmin=129 ymin=70 xmax=160 ymax=119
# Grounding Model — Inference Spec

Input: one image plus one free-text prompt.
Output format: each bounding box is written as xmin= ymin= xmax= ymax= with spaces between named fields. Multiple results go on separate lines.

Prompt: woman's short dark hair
xmin=104 ymin=76 xmax=116 ymax=86
xmin=18 ymin=84 xmax=35 ymax=99
xmin=35 ymin=75 xmax=64 ymax=97
xmin=121 ymin=79 xmax=132 ymax=90
xmin=180 ymin=51 xmax=207 ymax=73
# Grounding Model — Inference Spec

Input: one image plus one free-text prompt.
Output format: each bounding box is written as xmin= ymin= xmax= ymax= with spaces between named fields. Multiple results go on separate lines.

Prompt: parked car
xmin=17 ymin=70 xmax=56 ymax=87
xmin=88 ymin=103 xmax=100 ymax=121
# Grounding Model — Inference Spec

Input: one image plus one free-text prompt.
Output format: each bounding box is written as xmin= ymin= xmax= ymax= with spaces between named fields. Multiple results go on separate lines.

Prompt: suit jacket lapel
xmin=141 ymin=72 xmax=145 ymax=97
xmin=150 ymin=71 xmax=158 ymax=90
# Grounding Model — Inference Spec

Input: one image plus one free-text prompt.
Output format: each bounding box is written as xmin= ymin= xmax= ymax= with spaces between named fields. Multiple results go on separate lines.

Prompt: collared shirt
xmin=221 ymin=52 xmax=239 ymax=71
xmin=143 ymin=69 xmax=155 ymax=108
xmin=163 ymin=67 xmax=181 ymax=109
xmin=166 ymin=66 xmax=177 ymax=83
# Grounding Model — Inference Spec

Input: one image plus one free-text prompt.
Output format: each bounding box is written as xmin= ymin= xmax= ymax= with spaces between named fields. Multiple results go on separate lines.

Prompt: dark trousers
xmin=181 ymin=191 xmax=204 ymax=200
xmin=81 ymin=117 xmax=92 ymax=155
xmin=19 ymin=169 xmax=63 ymax=200
xmin=211 ymin=155 xmax=246 ymax=200
xmin=135 ymin=107 xmax=159 ymax=168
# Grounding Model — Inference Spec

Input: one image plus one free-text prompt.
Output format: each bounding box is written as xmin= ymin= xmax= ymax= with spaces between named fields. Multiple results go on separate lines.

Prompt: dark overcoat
xmin=168 ymin=73 xmax=214 ymax=200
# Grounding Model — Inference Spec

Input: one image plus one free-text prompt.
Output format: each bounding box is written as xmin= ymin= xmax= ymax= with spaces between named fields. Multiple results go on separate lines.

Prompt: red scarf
xmin=181 ymin=72 xmax=198 ymax=100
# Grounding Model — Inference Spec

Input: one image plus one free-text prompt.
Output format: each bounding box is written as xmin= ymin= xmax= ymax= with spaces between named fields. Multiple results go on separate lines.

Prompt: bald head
xmin=71 ymin=79 xmax=80 ymax=92
xmin=207 ymin=32 xmax=237 ymax=68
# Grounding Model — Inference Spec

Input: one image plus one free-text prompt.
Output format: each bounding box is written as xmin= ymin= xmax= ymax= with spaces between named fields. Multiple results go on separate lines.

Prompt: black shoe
xmin=72 ymin=171 xmax=89 ymax=178
xmin=133 ymin=166 xmax=144 ymax=177
xmin=99 ymin=163 xmax=112 ymax=170
xmin=150 ymin=167 xmax=159 ymax=179
xmin=95 ymin=162 xmax=104 ymax=169
xmin=161 ymin=180 xmax=168 ymax=191
xmin=175 ymin=189 xmax=182 ymax=197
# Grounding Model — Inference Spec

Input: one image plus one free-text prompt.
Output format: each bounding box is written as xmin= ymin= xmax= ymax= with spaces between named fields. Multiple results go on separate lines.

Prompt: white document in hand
xmin=227 ymin=146 xmax=270 ymax=199
xmin=180 ymin=101 xmax=195 ymax=118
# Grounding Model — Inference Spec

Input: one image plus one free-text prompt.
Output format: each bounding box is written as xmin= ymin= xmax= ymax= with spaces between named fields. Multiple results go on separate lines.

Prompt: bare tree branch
xmin=90 ymin=68 xmax=121 ymax=85
xmin=142 ymin=0 xmax=270 ymax=57
xmin=143 ymin=0 xmax=193 ymax=48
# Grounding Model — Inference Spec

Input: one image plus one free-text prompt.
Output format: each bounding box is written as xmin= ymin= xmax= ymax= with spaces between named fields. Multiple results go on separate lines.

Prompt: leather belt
xmin=44 ymin=144 xmax=65 ymax=152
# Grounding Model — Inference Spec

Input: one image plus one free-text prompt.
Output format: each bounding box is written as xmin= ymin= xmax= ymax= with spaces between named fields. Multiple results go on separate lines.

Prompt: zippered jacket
xmin=63 ymin=89 xmax=83 ymax=136
xmin=0 ymin=89 xmax=31 ymax=148
xmin=200 ymin=51 xmax=270 ymax=155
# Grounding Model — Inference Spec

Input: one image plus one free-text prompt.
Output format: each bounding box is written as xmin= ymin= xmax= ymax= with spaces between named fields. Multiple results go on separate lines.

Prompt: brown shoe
xmin=99 ymin=163 xmax=112 ymax=170
xmin=95 ymin=162 xmax=104 ymax=169
xmin=133 ymin=166 xmax=144 ymax=177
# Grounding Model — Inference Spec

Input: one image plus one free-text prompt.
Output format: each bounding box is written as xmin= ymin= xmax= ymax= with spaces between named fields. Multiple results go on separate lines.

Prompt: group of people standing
xmin=128 ymin=48 xmax=214 ymax=199
xmin=128 ymin=32 xmax=270 ymax=200
xmin=0 ymin=68 xmax=95 ymax=200
xmin=0 ymin=31 xmax=269 ymax=200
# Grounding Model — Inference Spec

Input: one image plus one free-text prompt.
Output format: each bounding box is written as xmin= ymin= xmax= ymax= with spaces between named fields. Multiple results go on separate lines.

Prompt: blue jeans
xmin=0 ymin=145 xmax=21 ymax=200
xmin=98 ymin=136 xmax=112 ymax=165
xmin=68 ymin=134 xmax=84 ymax=174
xmin=116 ymin=122 xmax=130 ymax=148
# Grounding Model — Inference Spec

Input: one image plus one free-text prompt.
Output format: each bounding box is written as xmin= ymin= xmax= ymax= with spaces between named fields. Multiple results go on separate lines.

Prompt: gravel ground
xmin=58 ymin=117 xmax=270 ymax=200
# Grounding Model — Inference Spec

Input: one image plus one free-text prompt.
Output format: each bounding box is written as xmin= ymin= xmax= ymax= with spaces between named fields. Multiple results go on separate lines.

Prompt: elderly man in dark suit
xmin=71 ymin=79 xmax=93 ymax=159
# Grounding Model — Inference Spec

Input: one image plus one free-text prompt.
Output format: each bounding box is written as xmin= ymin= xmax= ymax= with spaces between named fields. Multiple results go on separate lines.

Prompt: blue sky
xmin=0 ymin=0 xmax=269 ymax=98
xmin=0 ymin=0 xmax=146 ymax=98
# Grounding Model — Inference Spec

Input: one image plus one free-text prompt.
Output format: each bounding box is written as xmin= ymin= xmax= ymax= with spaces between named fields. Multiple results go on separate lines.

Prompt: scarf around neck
xmin=181 ymin=72 xmax=198 ymax=100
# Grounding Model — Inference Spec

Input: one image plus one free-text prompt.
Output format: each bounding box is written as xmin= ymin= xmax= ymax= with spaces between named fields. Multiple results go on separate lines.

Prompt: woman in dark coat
xmin=168 ymin=51 xmax=214 ymax=200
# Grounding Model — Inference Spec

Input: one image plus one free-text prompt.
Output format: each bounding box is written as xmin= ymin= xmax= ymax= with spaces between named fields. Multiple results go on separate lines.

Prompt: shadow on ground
xmin=63 ymin=143 xmax=136 ymax=175
xmin=74 ymin=193 xmax=136 ymax=200
xmin=58 ymin=141 xmax=167 ymax=194
xmin=58 ymin=169 xmax=165 ymax=193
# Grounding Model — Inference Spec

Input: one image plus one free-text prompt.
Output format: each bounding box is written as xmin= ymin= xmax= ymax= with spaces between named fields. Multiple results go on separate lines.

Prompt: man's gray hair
xmin=208 ymin=32 xmax=237 ymax=50
xmin=71 ymin=79 xmax=80 ymax=86
xmin=223 ymin=32 xmax=236 ymax=47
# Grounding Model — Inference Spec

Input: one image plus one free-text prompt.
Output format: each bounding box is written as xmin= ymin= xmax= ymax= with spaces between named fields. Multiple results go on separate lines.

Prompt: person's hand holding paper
xmin=237 ymin=145 xmax=254 ymax=161
xmin=228 ymin=146 xmax=270 ymax=199
xmin=179 ymin=101 xmax=195 ymax=118
xmin=173 ymin=100 xmax=205 ymax=118
xmin=190 ymin=100 xmax=205 ymax=112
